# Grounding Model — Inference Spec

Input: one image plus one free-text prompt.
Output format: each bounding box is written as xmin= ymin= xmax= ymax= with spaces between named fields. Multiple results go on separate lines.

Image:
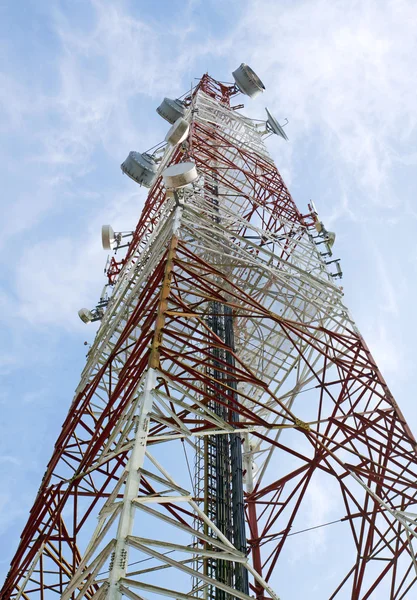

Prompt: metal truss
xmin=2 ymin=74 xmax=417 ymax=600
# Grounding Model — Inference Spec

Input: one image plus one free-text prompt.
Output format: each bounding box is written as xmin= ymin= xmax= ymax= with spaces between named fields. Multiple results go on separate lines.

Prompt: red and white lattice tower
xmin=2 ymin=69 xmax=417 ymax=600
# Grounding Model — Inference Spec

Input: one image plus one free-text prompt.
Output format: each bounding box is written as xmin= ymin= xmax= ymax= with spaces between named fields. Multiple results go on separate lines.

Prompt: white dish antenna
xmin=78 ymin=308 xmax=94 ymax=324
xmin=265 ymin=108 xmax=288 ymax=140
xmin=121 ymin=152 xmax=157 ymax=188
xmin=163 ymin=162 xmax=198 ymax=189
xmin=232 ymin=63 xmax=265 ymax=99
xmin=101 ymin=225 xmax=116 ymax=250
xmin=156 ymin=98 xmax=186 ymax=124
xmin=165 ymin=117 xmax=190 ymax=146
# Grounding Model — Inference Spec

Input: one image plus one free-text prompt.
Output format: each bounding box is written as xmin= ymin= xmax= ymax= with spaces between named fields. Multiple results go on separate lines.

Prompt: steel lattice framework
xmin=2 ymin=74 xmax=417 ymax=600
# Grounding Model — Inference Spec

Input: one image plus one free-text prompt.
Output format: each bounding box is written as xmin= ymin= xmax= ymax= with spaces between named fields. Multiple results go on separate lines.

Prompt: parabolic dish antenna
xmin=121 ymin=152 xmax=157 ymax=188
xmin=162 ymin=162 xmax=198 ymax=189
xmin=165 ymin=117 xmax=190 ymax=146
xmin=78 ymin=308 xmax=93 ymax=324
xmin=156 ymin=98 xmax=186 ymax=124
xmin=232 ymin=63 xmax=265 ymax=99
xmin=101 ymin=225 xmax=116 ymax=250
xmin=265 ymin=108 xmax=289 ymax=140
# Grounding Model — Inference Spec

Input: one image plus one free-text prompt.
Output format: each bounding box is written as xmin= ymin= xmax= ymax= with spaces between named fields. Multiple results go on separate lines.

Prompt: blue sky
xmin=1 ymin=0 xmax=417 ymax=590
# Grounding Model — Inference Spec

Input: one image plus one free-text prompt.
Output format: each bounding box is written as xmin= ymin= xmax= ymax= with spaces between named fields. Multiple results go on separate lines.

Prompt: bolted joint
xmin=109 ymin=551 xmax=115 ymax=572
xmin=133 ymin=415 xmax=140 ymax=434
xmin=294 ymin=417 xmax=310 ymax=431
xmin=119 ymin=548 xmax=128 ymax=569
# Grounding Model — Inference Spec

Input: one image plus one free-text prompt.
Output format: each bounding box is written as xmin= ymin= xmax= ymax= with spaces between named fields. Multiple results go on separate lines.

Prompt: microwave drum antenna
xmin=121 ymin=152 xmax=158 ymax=188
xmin=165 ymin=118 xmax=190 ymax=146
xmin=232 ymin=63 xmax=265 ymax=98
xmin=163 ymin=162 xmax=198 ymax=189
xmin=78 ymin=308 xmax=94 ymax=324
xmin=101 ymin=225 xmax=116 ymax=250
xmin=156 ymin=98 xmax=186 ymax=124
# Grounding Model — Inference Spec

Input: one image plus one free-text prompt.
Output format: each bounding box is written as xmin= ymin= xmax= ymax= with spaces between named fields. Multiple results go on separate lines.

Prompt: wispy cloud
xmin=229 ymin=0 xmax=417 ymax=204
xmin=0 ymin=0 xmax=204 ymax=330
xmin=13 ymin=186 xmax=146 ymax=328
xmin=0 ymin=456 xmax=20 ymax=466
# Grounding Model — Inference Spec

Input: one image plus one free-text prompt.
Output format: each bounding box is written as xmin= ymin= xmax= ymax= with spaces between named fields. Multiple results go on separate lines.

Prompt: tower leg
xmin=107 ymin=368 xmax=156 ymax=600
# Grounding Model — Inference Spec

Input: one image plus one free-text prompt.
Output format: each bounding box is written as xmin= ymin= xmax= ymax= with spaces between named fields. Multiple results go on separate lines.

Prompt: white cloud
xmin=0 ymin=0 xmax=201 ymax=249
xmin=0 ymin=456 xmax=20 ymax=466
xmin=363 ymin=319 xmax=403 ymax=378
xmin=1 ymin=0 xmax=197 ymax=327
xmin=22 ymin=388 xmax=49 ymax=405
xmin=14 ymin=185 xmax=146 ymax=329
xmin=46 ymin=0 xmax=197 ymax=167
xmin=230 ymin=0 xmax=417 ymax=202
xmin=285 ymin=472 xmax=341 ymax=565
xmin=373 ymin=247 xmax=400 ymax=316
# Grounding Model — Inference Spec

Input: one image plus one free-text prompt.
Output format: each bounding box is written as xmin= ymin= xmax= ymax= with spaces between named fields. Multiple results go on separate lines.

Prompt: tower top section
xmin=194 ymin=63 xmax=265 ymax=105
xmin=161 ymin=63 xmax=266 ymax=111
